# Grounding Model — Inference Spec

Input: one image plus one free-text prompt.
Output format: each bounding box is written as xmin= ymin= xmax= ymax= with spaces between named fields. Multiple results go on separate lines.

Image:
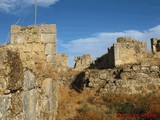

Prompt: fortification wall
xmin=73 ymin=64 xmax=160 ymax=95
xmin=95 ymin=37 xmax=148 ymax=69
xmin=0 ymin=47 xmax=59 ymax=120
xmin=95 ymin=46 xmax=114 ymax=68
xmin=114 ymin=37 xmax=147 ymax=66
xmin=74 ymin=54 xmax=93 ymax=70
xmin=7 ymin=24 xmax=68 ymax=70
xmin=151 ymin=38 xmax=160 ymax=54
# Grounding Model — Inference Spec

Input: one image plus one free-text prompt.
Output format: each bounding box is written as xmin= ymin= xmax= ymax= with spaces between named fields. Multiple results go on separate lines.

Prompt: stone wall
xmin=74 ymin=54 xmax=93 ymax=70
xmin=56 ymin=53 xmax=68 ymax=67
xmin=151 ymin=38 xmax=160 ymax=53
xmin=7 ymin=24 xmax=68 ymax=70
xmin=75 ymin=64 xmax=160 ymax=95
xmin=0 ymin=47 xmax=59 ymax=120
xmin=114 ymin=37 xmax=147 ymax=66
xmin=95 ymin=46 xmax=114 ymax=68
xmin=95 ymin=37 xmax=147 ymax=69
xmin=0 ymin=24 xmax=66 ymax=120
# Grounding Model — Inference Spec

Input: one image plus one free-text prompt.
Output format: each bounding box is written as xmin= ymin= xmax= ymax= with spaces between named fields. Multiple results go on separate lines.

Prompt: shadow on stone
xmin=71 ymin=72 xmax=88 ymax=93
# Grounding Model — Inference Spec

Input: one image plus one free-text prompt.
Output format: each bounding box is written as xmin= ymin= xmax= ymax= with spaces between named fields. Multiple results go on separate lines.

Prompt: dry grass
xmin=57 ymin=86 xmax=160 ymax=120
xmin=56 ymin=86 xmax=96 ymax=120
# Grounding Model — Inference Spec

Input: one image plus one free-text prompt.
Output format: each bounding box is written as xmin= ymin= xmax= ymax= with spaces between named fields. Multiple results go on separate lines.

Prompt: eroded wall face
xmin=8 ymin=25 xmax=56 ymax=70
xmin=74 ymin=54 xmax=93 ymax=70
xmin=8 ymin=24 xmax=68 ymax=70
xmin=0 ymin=48 xmax=59 ymax=120
xmin=83 ymin=64 xmax=160 ymax=95
xmin=151 ymin=38 xmax=160 ymax=54
xmin=95 ymin=37 xmax=148 ymax=69
xmin=114 ymin=37 xmax=147 ymax=66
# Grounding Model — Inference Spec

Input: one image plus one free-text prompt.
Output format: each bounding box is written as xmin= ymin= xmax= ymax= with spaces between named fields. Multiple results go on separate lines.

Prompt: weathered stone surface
xmin=11 ymin=34 xmax=25 ymax=44
xmin=47 ymin=55 xmax=56 ymax=63
xmin=150 ymin=72 xmax=159 ymax=78
xmin=41 ymin=34 xmax=56 ymax=44
xmin=123 ymin=67 xmax=131 ymax=72
xmin=41 ymin=24 xmax=56 ymax=34
xmin=74 ymin=54 xmax=93 ymax=70
xmin=24 ymin=69 xmax=35 ymax=90
xmin=141 ymin=67 xmax=150 ymax=73
xmin=150 ymin=66 xmax=159 ymax=72
xmin=0 ymin=24 xmax=65 ymax=120
xmin=95 ymin=37 xmax=147 ymax=68
xmin=0 ymin=95 xmax=11 ymax=120
xmin=0 ymin=48 xmax=23 ymax=91
xmin=132 ymin=65 xmax=141 ymax=71
xmin=45 ymin=43 xmax=56 ymax=55
xmin=32 ymin=44 xmax=45 ymax=52
xmin=37 ymin=78 xmax=59 ymax=120
xmin=139 ymin=73 xmax=149 ymax=78
xmin=120 ymin=72 xmax=129 ymax=80
xmin=8 ymin=92 xmax=22 ymax=120
xmin=141 ymin=61 xmax=150 ymax=67
xmin=11 ymin=25 xmax=21 ymax=34
xmin=9 ymin=24 xmax=67 ymax=71
xmin=3 ymin=24 xmax=160 ymax=120
xmin=56 ymin=54 xmax=68 ymax=67
xmin=99 ymin=73 xmax=107 ymax=80
xmin=52 ymin=80 xmax=59 ymax=120
xmin=22 ymin=90 xmax=36 ymax=120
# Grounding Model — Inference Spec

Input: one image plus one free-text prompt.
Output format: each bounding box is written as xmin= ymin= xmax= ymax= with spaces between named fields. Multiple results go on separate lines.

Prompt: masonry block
xmin=22 ymin=90 xmax=36 ymax=120
xmin=0 ymin=95 xmax=11 ymax=120
xmin=41 ymin=34 xmax=56 ymax=44
xmin=45 ymin=43 xmax=56 ymax=55
xmin=11 ymin=25 xmax=21 ymax=34
xmin=23 ymin=70 xmax=35 ymax=91
xmin=10 ymin=34 xmax=25 ymax=44
xmin=41 ymin=24 xmax=56 ymax=34
xmin=114 ymin=43 xmax=122 ymax=66
xmin=47 ymin=55 xmax=56 ymax=63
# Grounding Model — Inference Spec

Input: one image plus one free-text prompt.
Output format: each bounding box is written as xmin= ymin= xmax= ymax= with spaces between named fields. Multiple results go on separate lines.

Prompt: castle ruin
xmin=0 ymin=24 xmax=160 ymax=120
xmin=8 ymin=24 xmax=68 ymax=71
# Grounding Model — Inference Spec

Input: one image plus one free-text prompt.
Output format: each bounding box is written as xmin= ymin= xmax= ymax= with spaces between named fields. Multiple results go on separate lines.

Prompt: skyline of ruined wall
xmin=1 ymin=24 xmax=160 ymax=70
xmin=7 ymin=24 xmax=68 ymax=70
xmin=94 ymin=37 xmax=148 ymax=69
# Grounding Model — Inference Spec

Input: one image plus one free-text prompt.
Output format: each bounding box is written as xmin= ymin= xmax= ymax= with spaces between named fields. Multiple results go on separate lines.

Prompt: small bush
xmin=115 ymin=101 xmax=135 ymax=114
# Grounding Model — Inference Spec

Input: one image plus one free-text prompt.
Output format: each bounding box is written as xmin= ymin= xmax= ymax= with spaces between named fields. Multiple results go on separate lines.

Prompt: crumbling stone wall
xmin=0 ymin=24 xmax=66 ymax=120
xmin=56 ymin=54 xmax=68 ymax=67
xmin=95 ymin=37 xmax=147 ymax=69
xmin=115 ymin=37 xmax=147 ymax=66
xmin=73 ymin=64 xmax=160 ymax=95
xmin=0 ymin=47 xmax=59 ymax=120
xmin=8 ymin=24 xmax=68 ymax=70
xmin=0 ymin=47 xmax=23 ymax=94
xmin=95 ymin=46 xmax=114 ymax=68
xmin=151 ymin=38 xmax=160 ymax=53
xmin=74 ymin=54 xmax=93 ymax=70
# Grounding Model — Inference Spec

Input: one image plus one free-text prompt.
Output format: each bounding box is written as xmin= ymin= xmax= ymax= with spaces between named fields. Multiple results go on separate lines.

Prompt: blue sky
xmin=0 ymin=0 xmax=160 ymax=66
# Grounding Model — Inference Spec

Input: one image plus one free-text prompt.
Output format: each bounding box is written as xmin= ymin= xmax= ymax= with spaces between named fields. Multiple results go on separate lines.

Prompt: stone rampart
xmin=81 ymin=64 xmax=160 ymax=95
xmin=95 ymin=37 xmax=148 ymax=69
xmin=0 ymin=47 xmax=59 ymax=120
xmin=74 ymin=54 xmax=93 ymax=70
xmin=7 ymin=24 xmax=68 ymax=70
